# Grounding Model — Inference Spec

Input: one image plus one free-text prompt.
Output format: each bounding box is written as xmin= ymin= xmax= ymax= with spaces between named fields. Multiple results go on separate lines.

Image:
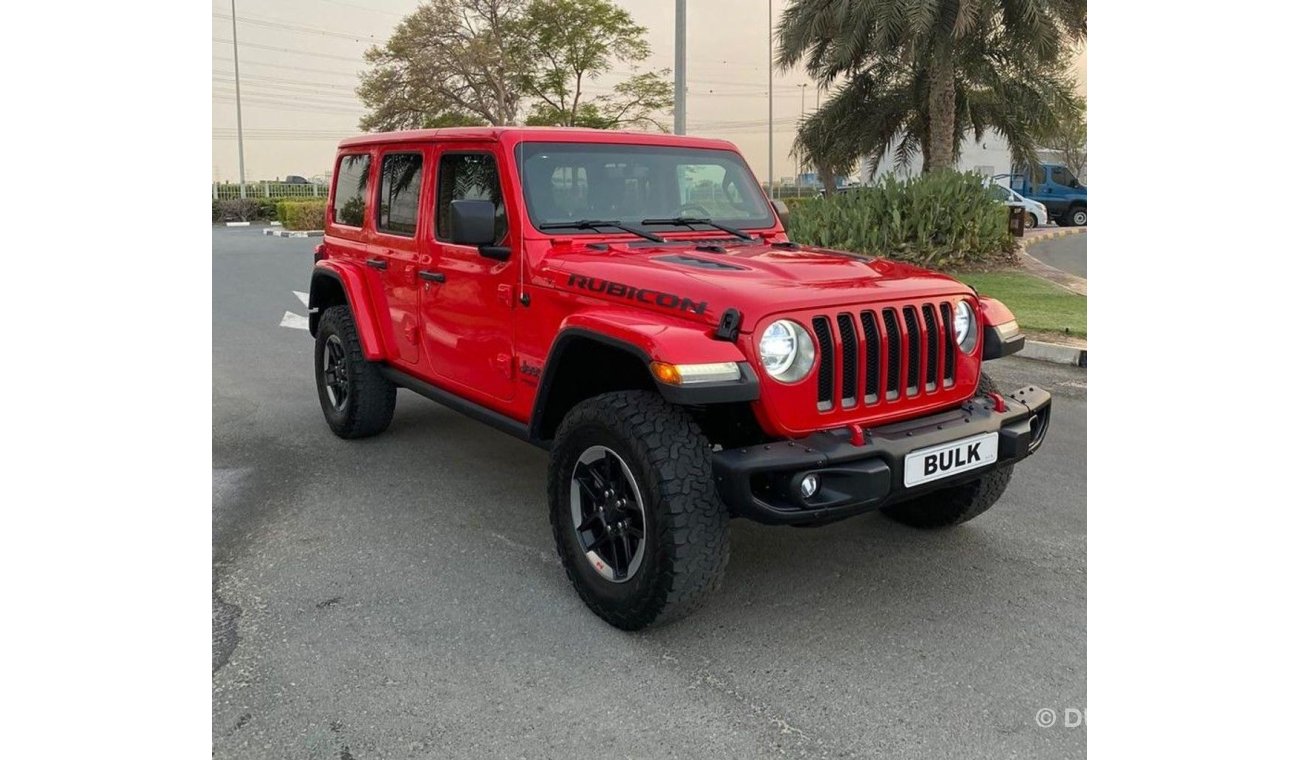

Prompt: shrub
xmin=277 ymin=200 xmax=328 ymax=231
xmin=214 ymin=198 xmax=262 ymax=222
xmin=785 ymin=171 xmax=1015 ymax=269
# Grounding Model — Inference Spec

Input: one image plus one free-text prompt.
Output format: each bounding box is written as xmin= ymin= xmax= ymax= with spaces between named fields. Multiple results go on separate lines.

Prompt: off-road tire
xmin=548 ymin=390 xmax=730 ymax=630
xmin=315 ymin=305 xmax=396 ymax=439
xmin=881 ymin=373 xmax=1014 ymax=529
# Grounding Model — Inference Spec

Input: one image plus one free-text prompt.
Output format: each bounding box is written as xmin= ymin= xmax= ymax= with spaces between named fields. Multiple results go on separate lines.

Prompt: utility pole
xmin=231 ymin=0 xmax=248 ymax=198
xmin=673 ymin=0 xmax=686 ymax=135
xmin=767 ymin=0 xmax=774 ymax=195
xmin=797 ymin=83 xmax=807 ymax=195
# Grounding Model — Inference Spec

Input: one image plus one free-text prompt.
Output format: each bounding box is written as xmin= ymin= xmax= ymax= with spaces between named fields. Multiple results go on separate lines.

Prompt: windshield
xmin=517 ymin=142 xmax=775 ymax=233
xmin=1052 ymin=166 xmax=1080 ymax=187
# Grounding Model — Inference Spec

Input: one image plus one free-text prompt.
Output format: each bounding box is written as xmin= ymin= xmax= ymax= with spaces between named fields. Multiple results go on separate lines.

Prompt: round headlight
xmin=954 ymin=301 xmax=978 ymax=354
xmin=759 ymin=319 xmax=816 ymax=383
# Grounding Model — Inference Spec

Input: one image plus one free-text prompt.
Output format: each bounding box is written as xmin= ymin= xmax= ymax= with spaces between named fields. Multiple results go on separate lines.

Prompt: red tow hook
xmin=988 ymin=391 xmax=1007 ymax=413
xmin=848 ymin=423 xmax=867 ymax=446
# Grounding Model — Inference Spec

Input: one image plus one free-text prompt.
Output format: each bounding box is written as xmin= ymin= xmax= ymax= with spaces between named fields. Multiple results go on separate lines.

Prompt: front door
xmin=419 ymin=147 xmax=517 ymax=403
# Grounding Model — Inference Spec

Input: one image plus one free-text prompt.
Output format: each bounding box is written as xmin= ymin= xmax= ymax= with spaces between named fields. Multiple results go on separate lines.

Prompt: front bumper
xmin=712 ymin=386 xmax=1051 ymax=525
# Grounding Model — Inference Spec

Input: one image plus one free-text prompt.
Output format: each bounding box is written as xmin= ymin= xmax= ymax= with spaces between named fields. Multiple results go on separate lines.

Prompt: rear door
xmin=370 ymin=148 xmax=428 ymax=366
xmin=418 ymin=145 xmax=518 ymax=403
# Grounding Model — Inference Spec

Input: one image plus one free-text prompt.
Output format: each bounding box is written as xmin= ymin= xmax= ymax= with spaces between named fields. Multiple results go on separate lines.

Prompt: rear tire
xmin=881 ymin=373 xmax=1014 ymax=529
xmin=314 ymin=305 xmax=396 ymax=439
xmin=548 ymin=391 xmax=730 ymax=630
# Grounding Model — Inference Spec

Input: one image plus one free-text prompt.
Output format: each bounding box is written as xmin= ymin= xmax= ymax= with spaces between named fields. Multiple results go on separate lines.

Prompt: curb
xmin=1020 ymin=340 xmax=1086 ymax=367
xmin=263 ymin=228 xmax=324 ymax=238
xmin=224 ymin=221 xmax=251 ymax=227
xmin=1020 ymin=226 xmax=1086 ymax=248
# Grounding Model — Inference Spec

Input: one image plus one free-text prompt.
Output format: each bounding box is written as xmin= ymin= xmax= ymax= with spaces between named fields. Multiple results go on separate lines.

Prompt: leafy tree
xmin=779 ymin=0 xmax=1086 ymax=172
xmin=525 ymin=71 xmax=672 ymax=130
xmin=358 ymin=0 xmax=529 ymax=130
xmin=517 ymin=0 xmax=671 ymax=130
xmin=359 ymin=0 xmax=671 ymax=132
xmin=1038 ymin=104 xmax=1086 ymax=180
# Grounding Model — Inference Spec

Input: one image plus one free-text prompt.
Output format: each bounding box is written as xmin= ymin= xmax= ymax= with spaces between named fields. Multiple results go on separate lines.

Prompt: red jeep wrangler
xmin=309 ymin=127 xmax=1050 ymax=629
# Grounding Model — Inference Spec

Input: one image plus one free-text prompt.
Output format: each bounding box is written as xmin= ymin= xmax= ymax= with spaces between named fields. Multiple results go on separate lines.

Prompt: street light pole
xmin=231 ymin=0 xmax=248 ymax=198
xmin=673 ymin=0 xmax=685 ymax=135
xmin=767 ymin=0 xmax=774 ymax=195
xmin=797 ymin=83 xmax=807 ymax=195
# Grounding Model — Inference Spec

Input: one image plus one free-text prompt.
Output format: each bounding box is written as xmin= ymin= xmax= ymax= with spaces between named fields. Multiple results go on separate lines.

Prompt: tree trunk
xmin=817 ymin=163 xmax=837 ymax=196
xmin=927 ymin=53 xmax=956 ymax=172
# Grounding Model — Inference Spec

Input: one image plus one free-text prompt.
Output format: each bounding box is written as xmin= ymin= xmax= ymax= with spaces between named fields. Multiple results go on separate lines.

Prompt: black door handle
xmin=366 ymin=258 xmax=388 ymax=270
xmin=418 ymin=270 xmax=445 ymax=283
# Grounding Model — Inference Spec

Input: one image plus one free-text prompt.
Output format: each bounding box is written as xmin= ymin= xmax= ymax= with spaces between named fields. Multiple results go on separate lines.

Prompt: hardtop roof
xmin=336 ymin=126 xmax=741 ymax=153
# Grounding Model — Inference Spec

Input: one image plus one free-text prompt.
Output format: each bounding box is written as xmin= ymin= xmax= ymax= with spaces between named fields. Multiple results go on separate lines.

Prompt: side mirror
xmin=449 ymin=199 xmax=497 ymax=246
xmin=1068 ymin=179 xmax=1080 ymax=189
xmin=771 ymin=199 xmax=791 ymax=229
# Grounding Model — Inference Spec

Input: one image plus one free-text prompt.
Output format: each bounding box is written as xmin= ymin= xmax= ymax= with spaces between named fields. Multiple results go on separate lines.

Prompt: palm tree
xmin=779 ymin=0 xmax=1086 ymax=172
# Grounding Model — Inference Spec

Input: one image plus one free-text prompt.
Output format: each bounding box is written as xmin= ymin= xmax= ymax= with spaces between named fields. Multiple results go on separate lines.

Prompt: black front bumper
xmin=712 ymin=386 xmax=1051 ymax=525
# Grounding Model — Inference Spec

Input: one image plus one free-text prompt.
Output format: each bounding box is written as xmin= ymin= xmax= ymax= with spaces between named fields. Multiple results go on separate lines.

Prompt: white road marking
xmin=294 ymin=290 xmax=309 ymax=307
xmin=280 ymin=311 xmax=309 ymax=330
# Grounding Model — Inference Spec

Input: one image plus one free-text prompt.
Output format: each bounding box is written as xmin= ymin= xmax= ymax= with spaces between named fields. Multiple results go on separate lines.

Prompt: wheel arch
xmin=529 ymin=324 xmax=759 ymax=445
xmin=309 ymin=264 xmax=384 ymax=360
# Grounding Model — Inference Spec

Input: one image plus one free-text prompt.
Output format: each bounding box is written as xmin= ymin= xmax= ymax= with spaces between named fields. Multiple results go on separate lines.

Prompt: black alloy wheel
xmin=569 ymin=445 xmax=647 ymax=582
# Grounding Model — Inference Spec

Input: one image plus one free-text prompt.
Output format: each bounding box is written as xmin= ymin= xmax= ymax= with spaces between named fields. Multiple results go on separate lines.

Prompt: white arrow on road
xmin=280 ymin=291 xmax=310 ymax=330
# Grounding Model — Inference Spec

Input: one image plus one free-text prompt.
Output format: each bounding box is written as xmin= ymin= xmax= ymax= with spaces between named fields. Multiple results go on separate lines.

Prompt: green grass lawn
xmin=955 ymin=271 xmax=1087 ymax=338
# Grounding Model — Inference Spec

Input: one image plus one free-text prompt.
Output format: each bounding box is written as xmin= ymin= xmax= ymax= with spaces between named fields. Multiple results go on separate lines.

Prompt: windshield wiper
xmin=537 ymin=219 xmax=665 ymax=243
xmin=640 ymin=217 xmax=754 ymax=241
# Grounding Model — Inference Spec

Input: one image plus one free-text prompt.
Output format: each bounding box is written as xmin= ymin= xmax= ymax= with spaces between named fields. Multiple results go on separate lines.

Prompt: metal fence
xmin=213 ymin=183 xmax=327 ymax=201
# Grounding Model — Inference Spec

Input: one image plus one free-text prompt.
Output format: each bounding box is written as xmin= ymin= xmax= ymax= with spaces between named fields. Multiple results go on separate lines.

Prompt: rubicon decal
xmin=566 ymin=274 xmax=708 ymax=315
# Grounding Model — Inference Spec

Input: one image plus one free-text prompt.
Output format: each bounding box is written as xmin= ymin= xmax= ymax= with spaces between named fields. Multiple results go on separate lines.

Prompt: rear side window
xmin=377 ymin=152 xmax=424 ymax=236
xmin=436 ymin=152 xmax=506 ymax=242
xmin=333 ymin=154 xmax=371 ymax=227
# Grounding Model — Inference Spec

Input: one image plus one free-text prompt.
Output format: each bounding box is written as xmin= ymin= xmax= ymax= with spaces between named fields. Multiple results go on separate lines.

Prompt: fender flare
xmin=529 ymin=314 xmax=759 ymax=442
xmin=309 ymin=264 xmax=385 ymax=360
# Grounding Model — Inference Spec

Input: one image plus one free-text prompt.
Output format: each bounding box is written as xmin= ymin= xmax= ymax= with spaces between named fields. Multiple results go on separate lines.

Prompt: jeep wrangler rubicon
xmin=309 ymin=128 xmax=1050 ymax=630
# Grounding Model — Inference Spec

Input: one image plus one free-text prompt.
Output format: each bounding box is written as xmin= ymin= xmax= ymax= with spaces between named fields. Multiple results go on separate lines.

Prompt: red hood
xmin=532 ymin=238 xmax=975 ymax=330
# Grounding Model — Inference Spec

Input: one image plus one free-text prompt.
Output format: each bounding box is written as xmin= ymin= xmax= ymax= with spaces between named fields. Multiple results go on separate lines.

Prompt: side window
xmin=1030 ymin=164 xmax=1046 ymax=186
xmin=333 ymin=153 xmax=371 ymax=227
xmin=436 ymin=152 xmax=506 ymax=243
xmin=377 ymin=152 xmax=424 ymax=236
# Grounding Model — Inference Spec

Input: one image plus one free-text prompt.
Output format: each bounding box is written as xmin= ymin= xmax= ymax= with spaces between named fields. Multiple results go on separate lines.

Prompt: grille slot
xmin=922 ymin=304 xmax=939 ymax=391
xmin=811 ymin=316 xmax=835 ymax=411
xmin=902 ymin=307 xmax=921 ymax=395
xmin=861 ymin=311 xmax=881 ymax=404
xmin=808 ymin=300 xmax=960 ymax=413
xmin=836 ymin=314 xmax=858 ymax=408
xmin=940 ymin=303 xmax=956 ymax=386
xmin=882 ymin=309 xmax=901 ymax=400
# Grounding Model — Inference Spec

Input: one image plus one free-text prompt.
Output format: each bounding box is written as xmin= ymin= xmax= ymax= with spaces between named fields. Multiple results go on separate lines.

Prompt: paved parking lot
xmin=213 ymin=226 xmax=1086 ymax=759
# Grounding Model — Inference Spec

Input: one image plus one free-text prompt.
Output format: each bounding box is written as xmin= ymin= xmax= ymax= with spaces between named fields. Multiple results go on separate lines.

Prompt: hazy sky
xmin=212 ymin=0 xmax=1085 ymax=183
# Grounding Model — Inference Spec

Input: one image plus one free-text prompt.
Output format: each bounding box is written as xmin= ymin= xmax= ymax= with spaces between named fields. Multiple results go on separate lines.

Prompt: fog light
xmin=799 ymin=473 xmax=820 ymax=499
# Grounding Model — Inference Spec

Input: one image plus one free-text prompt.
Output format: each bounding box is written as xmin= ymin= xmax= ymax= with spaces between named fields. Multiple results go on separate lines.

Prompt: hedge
xmin=213 ymin=197 xmax=280 ymax=223
xmin=785 ymin=171 xmax=1015 ymax=269
xmin=277 ymin=200 xmax=328 ymax=231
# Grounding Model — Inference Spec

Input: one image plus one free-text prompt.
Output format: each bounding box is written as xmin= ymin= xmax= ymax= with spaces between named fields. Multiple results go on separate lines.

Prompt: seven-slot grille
xmin=812 ymin=302 xmax=959 ymax=412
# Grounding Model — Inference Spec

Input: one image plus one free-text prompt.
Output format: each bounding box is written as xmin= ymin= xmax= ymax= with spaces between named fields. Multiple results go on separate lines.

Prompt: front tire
xmin=1024 ymin=212 xmax=1039 ymax=229
xmin=1069 ymin=206 xmax=1087 ymax=227
xmin=548 ymin=391 xmax=730 ymax=630
xmin=881 ymin=373 xmax=1014 ymax=528
xmin=314 ymin=305 xmax=396 ymax=439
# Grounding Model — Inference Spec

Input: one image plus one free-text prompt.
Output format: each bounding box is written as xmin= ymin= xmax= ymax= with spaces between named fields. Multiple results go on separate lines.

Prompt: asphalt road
xmin=213 ymin=226 xmax=1086 ymax=759
xmin=1028 ymin=231 xmax=1087 ymax=278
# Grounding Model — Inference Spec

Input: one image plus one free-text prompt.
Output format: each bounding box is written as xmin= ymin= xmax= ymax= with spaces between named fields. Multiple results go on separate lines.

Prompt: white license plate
xmin=903 ymin=432 xmax=999 ymax=487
